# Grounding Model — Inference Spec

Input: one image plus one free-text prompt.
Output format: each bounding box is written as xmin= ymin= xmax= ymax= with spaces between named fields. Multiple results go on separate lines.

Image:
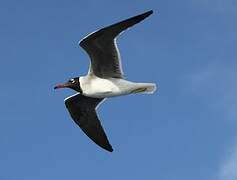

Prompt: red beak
xmin=54 ymin=83 xmax=70 ymax=90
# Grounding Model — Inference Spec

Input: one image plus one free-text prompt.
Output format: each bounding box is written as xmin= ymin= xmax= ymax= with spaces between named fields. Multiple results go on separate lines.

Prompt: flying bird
xmin=54 ymin=10 xmax=156 ymax=152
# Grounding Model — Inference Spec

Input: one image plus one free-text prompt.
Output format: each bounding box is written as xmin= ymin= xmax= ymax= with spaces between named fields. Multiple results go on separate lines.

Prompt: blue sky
xmin=0 ymin=0 xmax=237 ymax=179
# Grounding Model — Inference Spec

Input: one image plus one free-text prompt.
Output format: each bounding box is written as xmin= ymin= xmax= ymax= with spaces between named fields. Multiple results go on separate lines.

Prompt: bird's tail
xmin=131 ymin=83 xmax=157 ymax=94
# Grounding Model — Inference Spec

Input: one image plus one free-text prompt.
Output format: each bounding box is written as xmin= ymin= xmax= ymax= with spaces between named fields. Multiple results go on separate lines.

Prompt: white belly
xmin=79 ymin=76 xmax=130 ymax=98
xmin=79 ymin=75 xmax=156 ymax=98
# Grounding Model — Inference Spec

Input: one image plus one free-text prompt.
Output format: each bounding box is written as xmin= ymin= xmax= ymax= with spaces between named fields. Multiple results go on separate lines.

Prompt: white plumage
xmin=79 ymin=75 xmax=156 ymax=98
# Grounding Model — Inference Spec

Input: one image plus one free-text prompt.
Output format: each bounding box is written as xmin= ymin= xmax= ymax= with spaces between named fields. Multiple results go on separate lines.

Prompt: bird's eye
xmin=69 ymin=79 xmax=75 ymax=83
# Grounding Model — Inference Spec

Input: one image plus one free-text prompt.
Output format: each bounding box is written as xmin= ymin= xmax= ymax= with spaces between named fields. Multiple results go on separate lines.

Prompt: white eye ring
xmin=70 ymin=79 xmax=75 ymax=83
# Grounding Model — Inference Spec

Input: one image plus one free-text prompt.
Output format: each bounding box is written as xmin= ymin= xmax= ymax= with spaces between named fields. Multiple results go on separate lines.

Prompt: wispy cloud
xmin=182 ymin=61 xmax=237 ymax=120
xmin=181 ymin=60 xmax=237 ymax=180
xmin=219 ymin=142 xmax=237 ymax=180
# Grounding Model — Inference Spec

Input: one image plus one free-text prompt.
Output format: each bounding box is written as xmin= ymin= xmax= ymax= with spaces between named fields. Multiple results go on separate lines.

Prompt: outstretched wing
xmin=64 ymin=94 xmax=113 ymax=152
xmin=79 ymin=10 xmax=153 ymax=79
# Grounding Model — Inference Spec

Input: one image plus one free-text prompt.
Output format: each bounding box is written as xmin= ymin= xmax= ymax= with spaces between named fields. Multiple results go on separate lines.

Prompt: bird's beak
xmin=54 ymin=82 xmax=70 ymax=90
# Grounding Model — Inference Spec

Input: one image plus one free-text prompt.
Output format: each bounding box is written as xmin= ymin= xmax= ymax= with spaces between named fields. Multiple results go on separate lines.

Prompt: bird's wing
xmin=64 ymin=93 xmax=113 ymax=152
xmin=79 ymin=10 xmax=153 ymax=79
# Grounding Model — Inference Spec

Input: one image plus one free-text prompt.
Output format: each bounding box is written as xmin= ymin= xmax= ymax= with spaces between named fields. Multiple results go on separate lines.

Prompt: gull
xmin=54 ymin=10 xmax=156 ymax=152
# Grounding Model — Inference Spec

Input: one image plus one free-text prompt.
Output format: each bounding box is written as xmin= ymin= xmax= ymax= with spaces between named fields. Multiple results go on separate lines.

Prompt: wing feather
xmin=79 ymin=10 xmax=153 ymax=78
xmin=65 ymin=94 xmax=113 ymax=152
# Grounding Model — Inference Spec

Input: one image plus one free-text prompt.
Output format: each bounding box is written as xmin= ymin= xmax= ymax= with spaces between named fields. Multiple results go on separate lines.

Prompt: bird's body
xmin=55 ymin=10 xmax=157 ymax=152
xmin=79 ymin=75 xmax=156 ymax=98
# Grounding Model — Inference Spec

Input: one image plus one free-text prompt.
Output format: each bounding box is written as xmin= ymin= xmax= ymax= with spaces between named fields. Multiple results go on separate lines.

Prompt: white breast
xmin=80 ymin=76 xmax=116 ymax=98
xmin=79 ymin=75 xmax=135 ymax=98
xmin=79 ymin=75 xmax=156 ymax=98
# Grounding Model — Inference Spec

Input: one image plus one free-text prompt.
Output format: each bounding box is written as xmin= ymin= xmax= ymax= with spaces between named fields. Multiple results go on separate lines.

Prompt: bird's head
xmin=54 ymin=77 xmax=82 ymax=93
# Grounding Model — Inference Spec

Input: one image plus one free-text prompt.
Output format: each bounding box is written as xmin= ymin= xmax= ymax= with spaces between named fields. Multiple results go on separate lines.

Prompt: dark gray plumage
xmin=65 ymin=94 xmax=113 ymax=152
xmin=79 ymin=10 xmax=153 ymax=79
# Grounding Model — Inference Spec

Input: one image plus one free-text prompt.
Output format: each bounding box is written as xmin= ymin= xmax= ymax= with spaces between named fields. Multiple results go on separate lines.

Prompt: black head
xmin=54 ymin=77 xmax=82 ymax=93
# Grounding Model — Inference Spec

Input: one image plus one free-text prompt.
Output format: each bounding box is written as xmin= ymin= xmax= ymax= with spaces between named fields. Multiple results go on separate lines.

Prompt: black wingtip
xmin=107 ymin=146 xmax=113 ymax=152
xmin=131 ymin=10 xmax=153 ymax=23
xmin=143 ymin=10 xmax=153 ymax=17
xmin=102 ymin=143 xmax=113 ymax=152
xmin=147 ymin=10 xmax=153 ymax=15
xmin=106 ymin=148 xmax=113 ymax=152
